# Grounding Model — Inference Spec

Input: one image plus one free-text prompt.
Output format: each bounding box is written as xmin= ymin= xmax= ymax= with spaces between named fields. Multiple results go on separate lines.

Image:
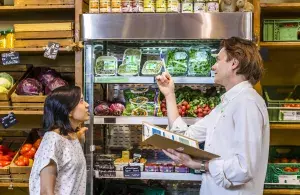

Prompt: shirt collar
xmin=221 ymin=81 xmax=253 ymax=104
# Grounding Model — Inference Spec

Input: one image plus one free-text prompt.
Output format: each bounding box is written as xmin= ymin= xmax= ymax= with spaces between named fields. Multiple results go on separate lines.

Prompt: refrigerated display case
xmin=81 ymin=13 xmax=252 ymax=194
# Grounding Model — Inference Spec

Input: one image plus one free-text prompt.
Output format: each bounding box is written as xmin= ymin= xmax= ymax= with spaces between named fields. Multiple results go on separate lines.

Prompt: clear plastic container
xmin=144 ymin=0 xmax=155 ymax=12
xmin=0 ymin=31 xmax=6 ymax=49
xmin=188 ymin=48 xmax=211 ymax=77
xmin=206 ymin=0 xmax=219 ymax=12
xmin=166 ymin=49 xmax=188 ymax=76
xmin=167 ymin=0 xmax=180 ymax=12
xmin=141 ymin=60 xmax=163 ymax=75
xmin=118 ymin=49 xmax=142 ymax=76
xmin=94 ymin=56 xmax=118 ymax=76
xmin=156 ymin=0 xmax=167 ymax=12
xmin=194 ymin=0 xmax=206 ymax=13
xmin=181 ymin=0 xmax=193 ymax=13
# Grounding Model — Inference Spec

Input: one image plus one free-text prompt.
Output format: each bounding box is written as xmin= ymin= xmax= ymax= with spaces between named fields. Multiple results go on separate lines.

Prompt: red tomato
xmin=203 ymin=111 xmax=208 ymax=115
xmin=182 ymin=101 xmax=188 ymax=106
xmin=33 ymin=139 xmax=42 ymax=149
xmin=0 ymin=161 xmax=11 ymax=167
xmin=20 ymin=144 xmax=32 ymax=155
xmin=0 ymin=155 xmax=12 ymax=161
xmin=160 ymin=103 xmax=166 ymax=109
xmin=186 ymin=104 xmax=191 ymax=110
xmin=181 ymin=106 xmax=186 ymax=112
xmin=194 ymin=109 xmax=198 ymax=114
xmin=197 ymin=113 xmax=204 ymax=118
xmin=161 ymin=107 xmax=167 ymax=112
xmin=197 ymin=108 xmax=203 ymax=113
xmin=15 ymin=160 xmax=25 ymax=166
xmin=23 ymin=147 xmax=36 ymax=159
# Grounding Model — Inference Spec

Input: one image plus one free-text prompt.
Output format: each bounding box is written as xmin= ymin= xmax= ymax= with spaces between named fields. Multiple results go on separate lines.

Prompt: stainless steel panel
xmin=81 ymin=13 xmax=252 ymax=41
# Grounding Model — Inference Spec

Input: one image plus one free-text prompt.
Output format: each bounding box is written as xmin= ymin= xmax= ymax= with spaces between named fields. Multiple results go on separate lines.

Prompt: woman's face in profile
xmin=70 ymin=94 xmax=90 ymax=122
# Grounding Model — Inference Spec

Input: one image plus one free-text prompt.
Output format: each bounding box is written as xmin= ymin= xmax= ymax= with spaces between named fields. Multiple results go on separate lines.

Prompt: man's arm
xmin=40 ymin=159 xmax=57 ymax=195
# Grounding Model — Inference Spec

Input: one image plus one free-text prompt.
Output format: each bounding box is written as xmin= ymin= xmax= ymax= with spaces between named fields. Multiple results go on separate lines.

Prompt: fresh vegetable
xmin=188 ymin=49 xmax=211 ymax=76
xmin=122 ymin=87 xmax=162 ymax=117
xmin=0 ymin=72 xmax=14 ymax=90
xmin=118 ymin=49 xmax=142 ymax=76
xmin=166 ymin=49 xmax=188 ymax=76
xmin=45 ymin=77 xmax=68 ymax=95
xmin=20 ymin=144 xmax=33 ymax=155
xmin=37 ymin=68 xmax=60 ymax=86
xmin=141 ymin=60 xmax=163 ymax=75
xmin=0 ymin=86 xmax=8 ymax=93
xmin=16 ymin=78 xmax=43 ymax=95
xmin=33 ymin=139 xmax=42 ymax=149
xmin=94 ymin=56 xmax=117 ymax=76
xmin=23 ymin=147 xmax=36 ymax=159
xmin=109 ymin=103 xmax=125 ymax=116
xmin=0 ymin=145 xmax=16 ymax=167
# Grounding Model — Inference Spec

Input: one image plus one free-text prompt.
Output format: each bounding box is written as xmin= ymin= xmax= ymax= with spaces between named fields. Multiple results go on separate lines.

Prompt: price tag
xmin=1 ymin=52 xmax=20 ymax=65
xmin=44 ymin=42 xmax=60 ymax=60
xmin=123 ymin=166 xmax=141 ymax=178
xmin=1 ymin=112 xmax=17 ymax=129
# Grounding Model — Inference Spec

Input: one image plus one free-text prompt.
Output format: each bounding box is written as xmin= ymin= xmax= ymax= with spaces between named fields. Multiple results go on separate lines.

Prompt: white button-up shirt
xmin=169 ymin=81 xmax=270 ymax=195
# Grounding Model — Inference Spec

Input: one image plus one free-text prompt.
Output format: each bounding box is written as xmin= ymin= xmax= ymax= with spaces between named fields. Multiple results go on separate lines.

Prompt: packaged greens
xmin=188 ymin=48 xmax=211 ymax=76
xmin=117 ymin=49 xmax=142 ymax=76
xmin=94 ymin=56 xmax=117 ymax=76
xmin=122 ymin=86 xmax=162 ymax=117
xmin=166 ymin=49 xmax=188 ymax=76
xmin=141 ymin=60 xmax=163 ymax=76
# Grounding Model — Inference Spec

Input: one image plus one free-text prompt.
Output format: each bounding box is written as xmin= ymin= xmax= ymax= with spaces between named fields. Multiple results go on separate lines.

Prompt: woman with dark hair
xmin=29 ymin=86 xmax=89 ymax=195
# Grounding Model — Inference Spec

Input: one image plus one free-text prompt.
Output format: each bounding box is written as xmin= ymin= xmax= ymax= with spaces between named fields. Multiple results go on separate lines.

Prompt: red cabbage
xmin=16 ymin=78 xmax=43 ymax=95
xmin=109 ymin=103 xmax=125 ymax=116
xmin=94 ymin=102 xmax=111 ymax=116
xmin=45 ymin=77 xmax=68 ymax=95
xmin=37 ymin=68 xmax=60 ymax=86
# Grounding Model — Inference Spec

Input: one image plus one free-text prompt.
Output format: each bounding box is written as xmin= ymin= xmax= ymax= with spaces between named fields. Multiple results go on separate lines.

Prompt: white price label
xmin=280 ymin=110 xmax=300 ymax=121
xmin=279 ymin=175 xmax=300 ymax=184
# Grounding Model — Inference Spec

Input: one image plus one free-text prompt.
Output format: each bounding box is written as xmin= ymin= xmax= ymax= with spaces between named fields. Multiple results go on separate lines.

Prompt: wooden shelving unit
xmin=261 ymin=3 xmax=300 ymax=13
xmin=0 ymin=5 xmax=74 ymax=12
xmin=0 ymin=110 xmax=43 ymax=115
xmin=264 ymin=189 xmax=300 ymax=195
xmin=270 ymin=123 xmax=300 ymax=130
xmin=260 ymin=42 xmax=300 ymax=48
xmin=0 ymin=48 xmax=72 ymax=53
xmin=0 ymin=182 xmax=28 ymax=188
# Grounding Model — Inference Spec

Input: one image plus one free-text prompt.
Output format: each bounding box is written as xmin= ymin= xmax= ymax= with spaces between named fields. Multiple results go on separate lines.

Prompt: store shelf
xmin=260 ymin=42 xmax=300 ymax=48
xmin=0 ymin=110 xmax=43 ymax=115
xmin=270 ymin=123 xmax=300 ymax=130
xmin=0 ymin=182 xmax=28 ymax=187
xmin=95 ymin=170 xmax=202 ymax=181
xmin=264 ymin=189 xmax=300 ymax=195
xmin=0 ymin=48 xmax=72 ymax=53
xmin=0 ymin=5 xmax=74 ymax=12
xmin=94 ymin=76 xmax=215 ymax=84
xmin=92 ymin=116 xmax=200 ymax=125
xmin=261 ymin=3 xmax=300 ymax=13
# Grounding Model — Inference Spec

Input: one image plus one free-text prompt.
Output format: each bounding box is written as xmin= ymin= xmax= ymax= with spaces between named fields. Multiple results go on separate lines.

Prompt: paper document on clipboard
xmin=141 ymin=122 xmax=219 ymax=160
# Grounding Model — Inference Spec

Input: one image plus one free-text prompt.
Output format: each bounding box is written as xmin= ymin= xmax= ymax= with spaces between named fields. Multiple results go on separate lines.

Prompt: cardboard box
xmin=142 ymin=122 xmax=219 ymax=160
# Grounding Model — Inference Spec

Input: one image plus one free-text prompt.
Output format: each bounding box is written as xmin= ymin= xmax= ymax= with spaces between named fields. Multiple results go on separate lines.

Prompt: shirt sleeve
xmin=168 ymin=113 xmax=210 ymax=143
xmin=208 ymin=100 xmax=266 ymax=188
xmin=34 ymin=133 xmax=65 ymax=174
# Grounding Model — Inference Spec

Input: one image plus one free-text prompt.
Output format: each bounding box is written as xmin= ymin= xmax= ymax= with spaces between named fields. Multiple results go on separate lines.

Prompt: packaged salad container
xmin=118 ymin=49 xmax=142 ymax=76
xmin=141 ymin=60 xmax=163 ymax=76
xmin=166 ymin=49 xmax=188 ymax=76
xmin=188 ymin=48 xmax=211 ymax=77
xmin=94 ymin=56 xmax=118 ymax=76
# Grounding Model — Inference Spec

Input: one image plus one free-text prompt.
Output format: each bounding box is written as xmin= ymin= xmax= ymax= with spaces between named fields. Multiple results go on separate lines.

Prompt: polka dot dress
xmin=29 ymin=131 xmax=87 ymax=195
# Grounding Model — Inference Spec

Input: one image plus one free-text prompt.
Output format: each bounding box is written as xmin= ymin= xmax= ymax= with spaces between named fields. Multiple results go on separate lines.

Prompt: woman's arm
xmin=40 ymin=160 xmax=57 ymax=195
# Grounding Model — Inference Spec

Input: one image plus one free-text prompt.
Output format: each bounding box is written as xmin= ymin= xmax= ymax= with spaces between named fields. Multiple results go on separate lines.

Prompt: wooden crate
xmin=14 ymin=23 xmax=73 ymax=32
xmin=11 ymin=93 xmax=46 ymax=111
xmin=14 ymin=0 xmax=74 ymax=6
xmin=0 ymin=174 xmax=11 ymax=183
xmin=15 ymin=39 xmax=73 ymax=48
xmin=15 ymin=31 xmax=74 ymax=39
xmin=11 ymin=173 xmax=30 ymax=183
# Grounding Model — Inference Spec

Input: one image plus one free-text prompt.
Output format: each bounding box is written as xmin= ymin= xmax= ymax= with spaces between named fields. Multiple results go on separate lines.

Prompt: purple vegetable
xmin=16 ymin=78 xmax=43 ymax=95
xmin=94 ymin=102 xmax=111 ymax=116
xmin=45 ymin=77 xmax=68 ymax=95
xmin=37 ymin=68 xmax=60 ymax=86
xmin=109 ymin=103 xmax=125 ymax=116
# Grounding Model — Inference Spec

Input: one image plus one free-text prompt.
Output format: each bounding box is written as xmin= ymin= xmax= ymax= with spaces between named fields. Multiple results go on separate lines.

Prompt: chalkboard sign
xmin=123 ymin=166 xmax=141 ymax=178
xmin=1 ymin=112 xmax=17 ymax=129
xmin=44 ymin=42 xmax=60 ymax=60
xmin=1 ymin=52 xmax=20 ymax=65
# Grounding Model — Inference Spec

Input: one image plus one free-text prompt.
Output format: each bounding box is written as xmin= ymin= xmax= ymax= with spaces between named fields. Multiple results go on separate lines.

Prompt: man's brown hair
xmin=220 ymin=37 xmax=264 ymax=85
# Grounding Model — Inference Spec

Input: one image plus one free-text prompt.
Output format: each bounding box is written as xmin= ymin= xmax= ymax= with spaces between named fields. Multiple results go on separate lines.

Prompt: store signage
xmin=1 ymin=52 xmax=20 ymax=65
xmin=44 ymin=42 xmax=60 ymax=60
xmin=123 ymin=166 xmax=141 ymax=178
xmin=1 ymin=112 xmax=17 ymax=129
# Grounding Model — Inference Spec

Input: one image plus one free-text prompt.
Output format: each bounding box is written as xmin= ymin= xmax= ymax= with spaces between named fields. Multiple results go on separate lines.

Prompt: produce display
xmin=16 ymin=68 xmax=68 ymax=96
xmin=94 ymin=101 xmax=125 ymax=116
xmin=14 ymin=138 xmax=41 ymax=167
xmin=118 ymin=49 xmax=142 ymax=76
xmin=0 ymin=145 xmax=16 ymax=168
xmin=0 ymin=72 xmax=14 ymax=94
xmin=122 ymin=86 xmax=162 ymax=117
xmin=160 ymin=86 xmax=222 ymax=117
xmin=166 ymin=49 xmax=188 ymax=76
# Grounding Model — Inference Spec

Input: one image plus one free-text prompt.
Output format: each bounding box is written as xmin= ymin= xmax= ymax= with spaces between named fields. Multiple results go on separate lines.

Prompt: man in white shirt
xmin=156 ymin=37 xmax=270 ymax=195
